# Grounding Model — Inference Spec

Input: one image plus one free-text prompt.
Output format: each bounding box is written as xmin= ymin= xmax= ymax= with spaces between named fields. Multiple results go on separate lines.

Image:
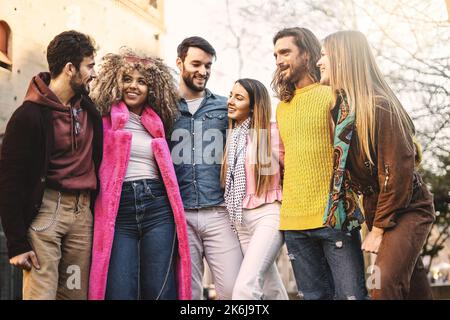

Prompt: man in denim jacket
xmin=170 ymin=37 xmax=243 ymax=300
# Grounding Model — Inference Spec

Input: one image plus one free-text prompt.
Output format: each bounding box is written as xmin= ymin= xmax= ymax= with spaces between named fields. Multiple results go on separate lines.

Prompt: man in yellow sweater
xmin=273 ymin=27 xmax=367 ymax=300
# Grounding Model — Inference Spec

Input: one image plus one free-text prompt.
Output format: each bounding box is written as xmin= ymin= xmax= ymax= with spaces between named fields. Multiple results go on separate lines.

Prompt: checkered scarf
xmin=224 ymin=117 xmax=251 ymax=226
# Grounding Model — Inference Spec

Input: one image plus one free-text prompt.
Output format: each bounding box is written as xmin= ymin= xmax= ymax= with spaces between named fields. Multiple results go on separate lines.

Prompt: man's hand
xmin=9 ymin=251 xmax=40 ymax=271
xmin=361 ymin=226 xmax=384 ymax=254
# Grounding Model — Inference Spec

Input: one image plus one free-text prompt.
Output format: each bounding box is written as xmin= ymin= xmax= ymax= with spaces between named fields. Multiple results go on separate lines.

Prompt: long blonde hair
xmin=323 ymin=31 xmax=415 ymax=164
xmin=90 ymin=49 xmax=179 ymax=135
xmin=221 ymin=79 xmax=274 ymax=196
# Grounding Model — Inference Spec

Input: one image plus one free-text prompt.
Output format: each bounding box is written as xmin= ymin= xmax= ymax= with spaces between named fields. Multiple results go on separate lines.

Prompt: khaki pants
xmin=23 ymin=188 xmax=93 ymax=300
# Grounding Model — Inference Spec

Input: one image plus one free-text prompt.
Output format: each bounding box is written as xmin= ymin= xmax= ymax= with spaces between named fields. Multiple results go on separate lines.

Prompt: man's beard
xmin=276 ymin=62 xmax=304 ymax=86
xmin=70 ymin=73 xmax=90 ymax=96
xmin=271 ymin=61 xmax=307 ymax=102
xmin=182 ymin=70 xmax=208 ymax=92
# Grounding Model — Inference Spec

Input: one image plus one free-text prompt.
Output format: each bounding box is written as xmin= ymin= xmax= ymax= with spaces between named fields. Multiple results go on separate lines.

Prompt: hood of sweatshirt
xmin=24 ymin=72 xmax=69 ymax=111
xmin=24 ymin=72 xmax=82 ymax=152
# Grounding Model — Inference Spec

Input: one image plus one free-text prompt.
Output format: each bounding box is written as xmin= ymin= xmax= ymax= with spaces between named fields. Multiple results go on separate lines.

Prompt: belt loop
xmin=74 ymin=191 xmax=81 ymax=215
xmin=143 ymin=179 xmax=149 ymax=192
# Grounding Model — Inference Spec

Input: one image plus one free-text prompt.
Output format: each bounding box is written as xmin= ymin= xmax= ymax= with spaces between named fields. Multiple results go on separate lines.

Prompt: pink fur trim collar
xmin=110 ymin=101 xmax=165 ymax=138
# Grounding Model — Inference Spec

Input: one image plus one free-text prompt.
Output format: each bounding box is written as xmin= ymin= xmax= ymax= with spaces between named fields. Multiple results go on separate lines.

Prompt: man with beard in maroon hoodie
xmin=0 ymin=30 xmax=103 ymax=299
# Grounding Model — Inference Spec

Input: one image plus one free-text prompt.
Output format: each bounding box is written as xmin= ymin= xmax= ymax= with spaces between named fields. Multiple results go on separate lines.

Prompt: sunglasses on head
xmin=123 ymin=55 xmax=154 ymax=67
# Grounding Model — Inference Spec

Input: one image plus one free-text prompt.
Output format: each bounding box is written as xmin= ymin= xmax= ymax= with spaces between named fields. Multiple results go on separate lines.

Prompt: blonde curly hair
xmin=90 ymin=49 xmax=179 ymax=134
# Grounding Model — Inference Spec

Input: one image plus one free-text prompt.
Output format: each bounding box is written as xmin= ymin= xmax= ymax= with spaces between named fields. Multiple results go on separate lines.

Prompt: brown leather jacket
xmin=332 ymin=99 xmax=435 ymax=230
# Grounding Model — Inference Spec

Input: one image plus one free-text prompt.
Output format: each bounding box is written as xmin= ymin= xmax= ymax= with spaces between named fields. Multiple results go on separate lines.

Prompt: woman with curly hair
xmin=88 ymin=50 xmax=191 ymax=300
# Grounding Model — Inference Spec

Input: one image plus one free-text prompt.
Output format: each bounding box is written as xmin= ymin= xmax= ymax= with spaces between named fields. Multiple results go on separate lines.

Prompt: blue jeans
xmin=105 ymin=179 xmax=177 ymax=300
xmin=285 ymin=227 xmax=368 ymax=300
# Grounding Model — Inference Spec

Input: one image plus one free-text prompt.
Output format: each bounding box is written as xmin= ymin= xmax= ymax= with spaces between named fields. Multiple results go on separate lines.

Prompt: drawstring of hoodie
xmin=26 ymin=73 xmax=80 ymax=154
xmin=69 ymin=104 xmax=78 ymax=153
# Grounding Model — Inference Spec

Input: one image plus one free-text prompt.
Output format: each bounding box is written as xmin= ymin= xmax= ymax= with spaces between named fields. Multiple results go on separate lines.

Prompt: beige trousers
xmin=23 ymin=188 xmax=92 ymax=300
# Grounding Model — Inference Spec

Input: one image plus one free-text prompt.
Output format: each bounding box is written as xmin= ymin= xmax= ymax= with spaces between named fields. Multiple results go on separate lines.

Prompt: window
xmin=149 ymin=0 xmax=157 ymax=9
xmin=0 ymin=21 xmax=12 ymax=71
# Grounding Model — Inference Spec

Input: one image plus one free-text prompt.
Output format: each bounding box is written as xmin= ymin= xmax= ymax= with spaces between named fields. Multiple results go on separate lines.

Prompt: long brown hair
xmin=323 ymin=30 xmax=415 ymax=164
xmin=271 ymin=27 xmax=321 ymax=102
xmin=90 ymin=49 xmax=179 ymax=135
xmin=221 ymin=78 xmax=275 ymax=196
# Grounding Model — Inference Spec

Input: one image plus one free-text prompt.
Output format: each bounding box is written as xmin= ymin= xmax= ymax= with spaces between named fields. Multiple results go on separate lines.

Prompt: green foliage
xmin=420 ymin=153 xmax=450 ymax=271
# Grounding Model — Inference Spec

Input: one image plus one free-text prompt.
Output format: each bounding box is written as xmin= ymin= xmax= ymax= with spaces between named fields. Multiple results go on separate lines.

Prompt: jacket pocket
xmin=204 ymin=112 xmax=226 ymax=120
xmin=29 ymin=191 xmax=61 ymax=232
xmin=203 ymin=112 xmax=227 ymax=131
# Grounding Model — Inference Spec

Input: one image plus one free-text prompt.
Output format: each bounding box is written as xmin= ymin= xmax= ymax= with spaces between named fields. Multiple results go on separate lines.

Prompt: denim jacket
xmin=170 ymin=89 xmax=228 ymax=209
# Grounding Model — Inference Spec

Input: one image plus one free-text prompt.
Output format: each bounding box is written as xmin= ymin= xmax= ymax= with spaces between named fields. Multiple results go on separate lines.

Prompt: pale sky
xmin=162 ymin=0 xmax=274 ymax=98
xmin=162 ymin=0 xmax=450 ymax=171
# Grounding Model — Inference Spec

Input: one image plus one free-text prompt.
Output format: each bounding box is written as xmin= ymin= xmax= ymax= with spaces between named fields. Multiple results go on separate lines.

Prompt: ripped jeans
xmin=285 ymin=227 xmax=368 ymax=300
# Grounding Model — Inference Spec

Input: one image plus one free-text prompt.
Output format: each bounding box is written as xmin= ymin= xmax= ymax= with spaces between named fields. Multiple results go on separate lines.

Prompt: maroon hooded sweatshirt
xmin=0 ymin=72 xmax=102 ymax=258
xmin=24 ymin=72 xmax=96 ymax=191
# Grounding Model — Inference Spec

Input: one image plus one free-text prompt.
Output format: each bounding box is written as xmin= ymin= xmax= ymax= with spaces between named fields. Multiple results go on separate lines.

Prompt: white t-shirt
xmin=186 ymin=96 xmax=204 ymax=115
xmin=124 ymin=111 xmax=160 ymax=181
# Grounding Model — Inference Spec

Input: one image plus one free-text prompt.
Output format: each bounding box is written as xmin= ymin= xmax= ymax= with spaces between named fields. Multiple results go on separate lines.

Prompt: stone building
xmin=0 ymin=0 xmax=165 ymax=134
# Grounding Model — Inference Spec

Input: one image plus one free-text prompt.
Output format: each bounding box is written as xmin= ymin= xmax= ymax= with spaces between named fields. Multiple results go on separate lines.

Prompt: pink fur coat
xmin=88 ymin=102 xmax=191 ymax=299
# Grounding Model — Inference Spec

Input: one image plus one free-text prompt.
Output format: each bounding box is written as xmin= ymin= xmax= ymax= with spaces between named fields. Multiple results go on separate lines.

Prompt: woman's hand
xmin=361 ymin=226 xmax=384 ymax=254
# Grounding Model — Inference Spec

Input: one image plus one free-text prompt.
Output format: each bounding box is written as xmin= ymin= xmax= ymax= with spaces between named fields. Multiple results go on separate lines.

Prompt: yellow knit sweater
xmin=276 ymin=83 xmax=334 ymax=230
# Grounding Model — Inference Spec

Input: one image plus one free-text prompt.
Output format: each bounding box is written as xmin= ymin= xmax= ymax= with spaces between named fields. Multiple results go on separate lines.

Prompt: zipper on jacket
xmin=383 ymin=165 xmax=390 ymax=192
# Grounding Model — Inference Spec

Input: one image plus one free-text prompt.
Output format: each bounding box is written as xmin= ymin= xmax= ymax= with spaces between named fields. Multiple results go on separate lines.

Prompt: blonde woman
xmin=221 ymin=78 xmax=288 ymax=300
xmin=318 ymin=31 xmax=435 ymax=299
xmin=88 ymin=51 xmax=191 ymax=300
